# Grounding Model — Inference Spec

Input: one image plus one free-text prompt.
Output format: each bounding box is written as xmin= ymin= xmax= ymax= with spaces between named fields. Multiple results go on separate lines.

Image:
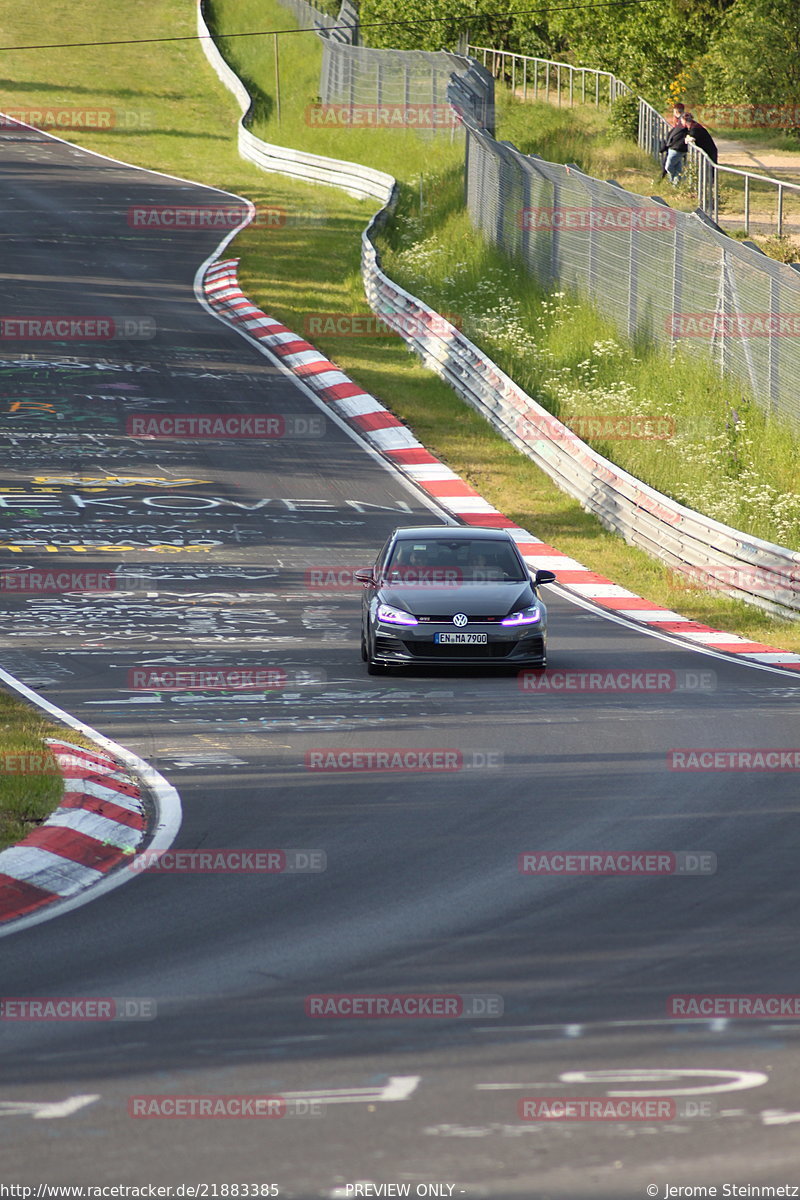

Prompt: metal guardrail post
xmin=744 ymin=174 xmax=750 ymax=235
xmin=569 ymin=65 xmax=573 ymax=106
xmin=523 ymin=59 xmax=527 ymax=101
xmin=778 ymin=183 xmax=784 ymax=238
xmin=557 ymin=63 xmax=561 ymax=105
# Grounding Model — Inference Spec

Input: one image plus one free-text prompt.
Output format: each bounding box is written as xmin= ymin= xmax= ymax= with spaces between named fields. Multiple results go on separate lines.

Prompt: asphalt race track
xmin=2 ymin=120 xmax=800 ymax=1200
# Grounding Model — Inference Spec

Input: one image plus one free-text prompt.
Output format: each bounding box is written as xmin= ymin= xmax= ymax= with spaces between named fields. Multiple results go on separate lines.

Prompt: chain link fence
xmin=317 ymin=13 xmax=494 ymax=138
xmin=457 ymin=111 xmax=800 ymax=428
xmin=280 ymin=0 xmax=800 ymax=428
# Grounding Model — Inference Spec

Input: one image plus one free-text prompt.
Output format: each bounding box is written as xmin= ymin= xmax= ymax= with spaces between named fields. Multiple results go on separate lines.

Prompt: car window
xmin=385 ymin=539 xmax=525 ymax=582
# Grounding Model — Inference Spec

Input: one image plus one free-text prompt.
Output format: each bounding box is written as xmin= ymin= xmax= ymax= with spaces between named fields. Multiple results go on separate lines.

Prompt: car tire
xmin=360 ymin=627 xmax=368 ymax=662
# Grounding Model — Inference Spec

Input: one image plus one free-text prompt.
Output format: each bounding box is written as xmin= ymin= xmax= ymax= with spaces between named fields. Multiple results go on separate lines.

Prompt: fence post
xmin=744 ymin=173 xmax=750 ymax=236
xmin=523 ymin=58 xmax=527 ymax=102
xmin=778 ymin=183 xmax=784 ymax=238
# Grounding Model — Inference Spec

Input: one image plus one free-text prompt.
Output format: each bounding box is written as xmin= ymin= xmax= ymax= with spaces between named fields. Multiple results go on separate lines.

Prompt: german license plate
xmin=435 ymin=632 xmax=488 ymax=645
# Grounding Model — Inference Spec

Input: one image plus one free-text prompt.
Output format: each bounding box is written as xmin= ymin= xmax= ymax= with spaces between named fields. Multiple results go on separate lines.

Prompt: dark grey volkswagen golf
xmin=355 ymin=526 xmax=556 ymax=674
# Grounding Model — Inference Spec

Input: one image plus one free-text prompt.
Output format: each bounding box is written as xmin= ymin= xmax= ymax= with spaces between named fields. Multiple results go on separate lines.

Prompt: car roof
xmin=391 ymin=526 xmax=516 ymax=542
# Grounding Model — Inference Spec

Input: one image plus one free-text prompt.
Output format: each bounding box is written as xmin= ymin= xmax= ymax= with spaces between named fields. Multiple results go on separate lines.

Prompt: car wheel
xmin=360 ymin=626 xmax=368 ymax=662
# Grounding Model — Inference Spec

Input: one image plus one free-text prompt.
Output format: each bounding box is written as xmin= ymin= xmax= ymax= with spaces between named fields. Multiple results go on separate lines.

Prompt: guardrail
xmin=362 ymin=214 xmax=800 ymax=617
xmin=468 ymin=44 xmax=630 ymax=107
xmin=472 ymin=43 xmax=800 ymax=239
xmin=197 ymin=0 xmax=800 ymax=619
xmin=197 ymin=0 xmax=394 ymax=202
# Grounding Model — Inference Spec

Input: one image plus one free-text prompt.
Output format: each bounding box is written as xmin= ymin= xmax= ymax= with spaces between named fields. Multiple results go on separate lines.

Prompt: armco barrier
xmin=197 ymin=1 xmax=394 ymax=203
xmin=361 ymin=216 xmax=800 ymax=618
xmin=197 ymin=0 xmax=800 ymax=620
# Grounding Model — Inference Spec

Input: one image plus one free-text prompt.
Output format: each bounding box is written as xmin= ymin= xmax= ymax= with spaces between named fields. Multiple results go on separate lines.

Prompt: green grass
xmin=208 ymin=0 xmax=464 ymax=180
xmin=0 ymin=0 xmax=796 ymax=711
xmin=0 ymin=692 xmax=98 ymax=851
xmin=376 ymin=97 xmax=800 ymax=553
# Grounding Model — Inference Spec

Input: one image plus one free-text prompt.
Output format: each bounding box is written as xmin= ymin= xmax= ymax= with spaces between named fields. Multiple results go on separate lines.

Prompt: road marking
xmin=281 ymin=1076 xmax=419 ymax=1105
xmin=560 ymin=1069 xmax=768 ymax=1096
xmin=477 ymin=1068 xmax=768 ymax=1097
xmin=0 ymin=1094 xmax=100 ymax=1119
xmin=761 ymin=1109 xmax=800 ymax=1126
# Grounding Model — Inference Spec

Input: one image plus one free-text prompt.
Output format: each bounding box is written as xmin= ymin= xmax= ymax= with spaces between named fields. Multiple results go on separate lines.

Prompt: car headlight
xmin=501 ymin=605 xmax=541 ymax=626
xmin=377 ymin=603 xmax=418 ymax=627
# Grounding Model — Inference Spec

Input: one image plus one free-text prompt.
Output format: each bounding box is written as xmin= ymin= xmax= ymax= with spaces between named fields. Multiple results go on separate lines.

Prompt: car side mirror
xmin=534 ymin=569 xmax=556 ymax=586
xmin=354 ymin=568 xmax=375 ymax=585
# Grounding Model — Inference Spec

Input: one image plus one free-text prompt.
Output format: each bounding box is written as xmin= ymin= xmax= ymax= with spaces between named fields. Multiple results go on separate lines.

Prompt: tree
xmin=701 ymin=0 xmax=800 ymax=107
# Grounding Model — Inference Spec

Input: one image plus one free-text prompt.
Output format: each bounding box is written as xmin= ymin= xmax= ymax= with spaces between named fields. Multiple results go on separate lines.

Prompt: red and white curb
xmin=0 ymin=739 xmax=147 ymax=924
xmin=203 ymin=257 xmax=800 ymax=674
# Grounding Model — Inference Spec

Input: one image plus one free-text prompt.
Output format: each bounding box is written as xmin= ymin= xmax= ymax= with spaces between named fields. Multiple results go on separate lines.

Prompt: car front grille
xmin=404 ymin=641 xmax=514 ymax=659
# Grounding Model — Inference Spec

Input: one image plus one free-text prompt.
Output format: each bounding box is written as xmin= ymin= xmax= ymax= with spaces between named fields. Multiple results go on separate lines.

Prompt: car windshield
xmin=384 ymin=538 xmax=526 ymax=583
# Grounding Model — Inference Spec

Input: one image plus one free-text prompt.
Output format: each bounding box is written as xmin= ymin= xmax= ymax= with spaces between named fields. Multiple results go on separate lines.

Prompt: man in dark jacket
xmin=659 ymin=110 xmax=689 ymax=185
xmin=682 ymin=113 xmax=718 ymax=163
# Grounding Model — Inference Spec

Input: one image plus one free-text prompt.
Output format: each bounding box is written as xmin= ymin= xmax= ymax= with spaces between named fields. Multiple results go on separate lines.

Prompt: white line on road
xmin=0 ymin=1094 xmax=100 ymax=1119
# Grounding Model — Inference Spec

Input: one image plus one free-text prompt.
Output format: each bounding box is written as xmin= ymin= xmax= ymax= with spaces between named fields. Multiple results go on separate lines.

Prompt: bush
xmin=608 ymin=93 xmax=640 ymax=142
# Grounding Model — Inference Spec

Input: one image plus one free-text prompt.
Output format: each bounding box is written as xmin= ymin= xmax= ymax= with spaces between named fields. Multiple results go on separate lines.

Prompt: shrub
xmin=608 ymin=92 xmax=640 ymax=142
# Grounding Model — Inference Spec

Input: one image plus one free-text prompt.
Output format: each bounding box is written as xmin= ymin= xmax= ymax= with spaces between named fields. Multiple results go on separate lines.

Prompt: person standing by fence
xmin=682 ymin=112 xmax=718 ymax=163
xmin=659 ymin=105 xmax=689 ymax=184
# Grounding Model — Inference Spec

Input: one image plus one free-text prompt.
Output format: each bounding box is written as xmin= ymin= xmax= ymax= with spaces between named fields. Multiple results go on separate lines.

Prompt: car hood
xmin=377 ymin=581 xmax=536 ymax=617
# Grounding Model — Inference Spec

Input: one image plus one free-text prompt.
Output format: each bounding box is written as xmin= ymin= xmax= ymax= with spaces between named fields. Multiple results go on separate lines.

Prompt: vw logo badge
xmin=452 ymin=612 xmax=468 ymax=628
